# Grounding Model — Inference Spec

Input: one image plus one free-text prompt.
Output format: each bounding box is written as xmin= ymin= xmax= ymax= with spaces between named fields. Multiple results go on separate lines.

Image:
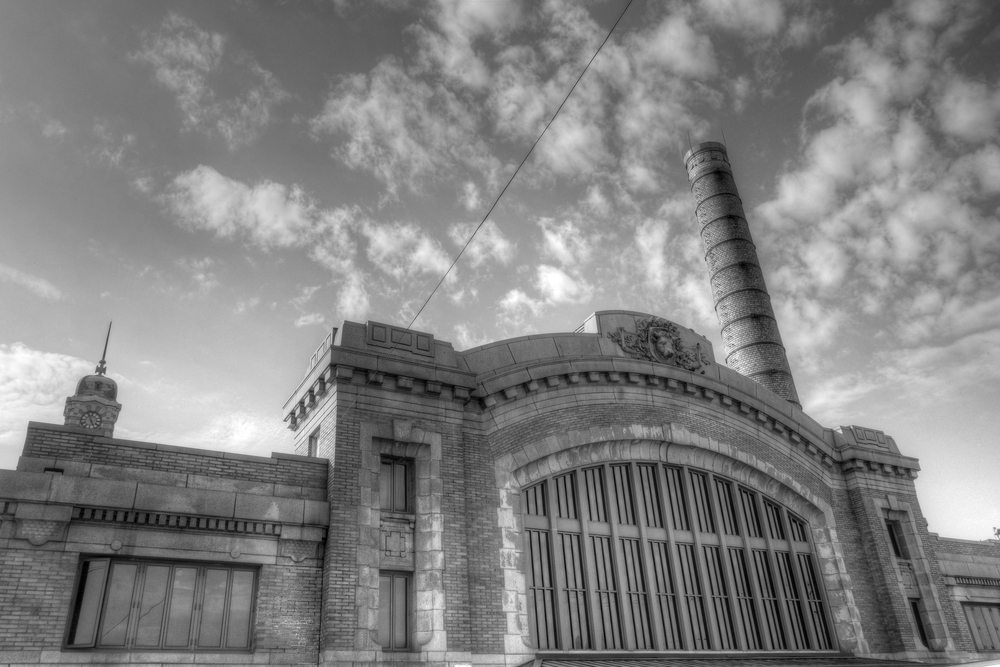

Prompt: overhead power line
xmin=406 ymin=0 xmax=634 ymax=331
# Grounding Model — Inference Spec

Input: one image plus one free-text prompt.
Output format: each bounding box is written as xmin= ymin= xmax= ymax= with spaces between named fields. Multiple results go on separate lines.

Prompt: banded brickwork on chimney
xmin=684 ymin=141 xmax=800 ymax=407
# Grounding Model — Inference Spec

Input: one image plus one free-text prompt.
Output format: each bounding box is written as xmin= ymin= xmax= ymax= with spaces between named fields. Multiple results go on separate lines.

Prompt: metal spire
xmin=95 ymin=321 xmax=111 ymax=376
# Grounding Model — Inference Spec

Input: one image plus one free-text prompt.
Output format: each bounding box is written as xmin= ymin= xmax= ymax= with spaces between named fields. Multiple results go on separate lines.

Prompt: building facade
xmin=2 ymin=143 xmax=1000 ymax=666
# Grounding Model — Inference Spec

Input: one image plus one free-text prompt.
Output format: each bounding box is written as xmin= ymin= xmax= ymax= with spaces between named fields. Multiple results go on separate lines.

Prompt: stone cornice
xmin=283 ymin=350 xmax=920 ymax=480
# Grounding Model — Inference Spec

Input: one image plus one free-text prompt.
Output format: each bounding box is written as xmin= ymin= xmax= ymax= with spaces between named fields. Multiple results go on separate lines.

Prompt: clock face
xmin=81 ymin=411 xmax=103 ymax=429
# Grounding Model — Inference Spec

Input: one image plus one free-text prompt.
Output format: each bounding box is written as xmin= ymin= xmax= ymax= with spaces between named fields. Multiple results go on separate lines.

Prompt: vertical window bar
xmin=798 ymin=553 xmax=832 ymax=649
xmin=728 ymin=485 xmax=772 ymax=650
xmin=676 ymin=543 xmax=710 ymax=649
xmin=589 ymin=535 xmax=622 ymax=648
xmin=655 ymin=463 xmax=695 ymax=650
xmin=728 ymin=548 xmax=762 ymax=649
xmin=525 ymin=530 xmax=556 ymax=649
xmin=775 ymin=507 xmax=820 ymax=650
xmin=584 ymin=467 xmax=607 ymax=523
xmin=611 ymin=464 xmax=636 ymax=525
xmin=688 ymin=471 xmax=715 ymax=533
xmin=558 ymin=532 xmax=590 ymax=648
xmin=638 ymin=464 xmax=663 ymax=528
xmin=748 ymin=490 xmax=796 ymax=649
xmin=664 ymin=466 xmax=690 ymax=532
xmin=702 ymin=473 xmax=745 ymax=650
xmin=648 ymin=541 xmax=682 ymax=649
xmin=555 ymin=473 xmax=578 ymax=520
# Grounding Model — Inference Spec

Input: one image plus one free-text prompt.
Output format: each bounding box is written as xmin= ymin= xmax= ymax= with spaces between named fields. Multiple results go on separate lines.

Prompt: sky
xmin=1 ymin=0 xmax=998 ymax=541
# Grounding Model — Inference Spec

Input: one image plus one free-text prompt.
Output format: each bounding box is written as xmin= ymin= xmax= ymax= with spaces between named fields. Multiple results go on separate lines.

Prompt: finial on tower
xmin=95 ymin=321 xmax=111 ymax=376
xmin=64 ymin=322 xmax=122 ymax=436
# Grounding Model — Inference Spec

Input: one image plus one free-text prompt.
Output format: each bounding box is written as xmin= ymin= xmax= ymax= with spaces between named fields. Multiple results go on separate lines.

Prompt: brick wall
xmin=23 ymin=423 xmax=326 ymax=490
xmin=0 ymin=548 xmax=77 ymax=652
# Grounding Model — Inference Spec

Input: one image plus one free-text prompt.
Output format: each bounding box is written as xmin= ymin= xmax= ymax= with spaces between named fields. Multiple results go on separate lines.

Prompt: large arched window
xmin=523 ymin=461 xmax=833 ymax=651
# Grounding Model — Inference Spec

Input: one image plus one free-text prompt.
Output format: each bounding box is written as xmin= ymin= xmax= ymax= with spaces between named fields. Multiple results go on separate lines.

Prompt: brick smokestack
xmin=684 ymin=141 xmax=800 ymax=407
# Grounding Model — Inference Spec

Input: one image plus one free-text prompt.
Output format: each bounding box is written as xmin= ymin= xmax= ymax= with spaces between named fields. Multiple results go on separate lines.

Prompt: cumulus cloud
xmin=0 ymin=343 xmax=92 ymax=465
xmin=0 ymin=263 xmax=63 ymax=300
xmin=753 ymin=0 xmax=1000 ymax=377
xmin=362 ymin=221 xmax=452 ymax=280
xmin=132 ymin=13 xmax=287 ymax=149
xmin=310 ymin=57 xmax=498 ymax=196
xmin=538 ymin=217 xmax=595 ymax=267
xmin=644 ymin=11 xmax=718 ymax=78
xmin=448 ymin=220 xmax=516 ymax=268
xmin=536 ymin=264 xmax=592 ymax=304
xmin=166 ymin=165 xmax=324 ymax=248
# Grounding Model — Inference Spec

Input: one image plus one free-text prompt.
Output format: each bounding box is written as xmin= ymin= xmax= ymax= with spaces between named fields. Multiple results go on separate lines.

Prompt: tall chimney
xmin=684 ymin=141 xmax=800 ymax=407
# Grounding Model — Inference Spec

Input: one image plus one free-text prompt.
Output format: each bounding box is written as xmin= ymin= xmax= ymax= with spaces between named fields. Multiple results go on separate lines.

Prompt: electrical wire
xmin=406 ymin=0 xmax=634 ymax=330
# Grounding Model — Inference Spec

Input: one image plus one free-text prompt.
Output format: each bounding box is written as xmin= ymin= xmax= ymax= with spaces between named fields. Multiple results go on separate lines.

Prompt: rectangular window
xmin=378 ymin=571 xmax=411 ymax=651
xmin=380 ymin=457 xmax=413 ymax=513
xmin=307 ymin=428 xmax=320 ymax=457
xmin=885 ymin=520 xmax=909 ymax=559
xmin=66 ymin=558 xmax=256 ymax=651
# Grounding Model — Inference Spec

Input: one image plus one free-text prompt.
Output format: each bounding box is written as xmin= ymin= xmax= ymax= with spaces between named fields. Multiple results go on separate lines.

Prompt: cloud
xmin=362 ymin=221 xmax=451 ymax=280
xmin=175 ymin=256 xmax=220 ymax=294
xmin=310 ymin=57 xmax=498 ymax=196
xmin=0 ymin=343 xmax=93 ymax=465
xmin=0 ymin=263 xmax=63 ymax=300
xmin=166 ymin=165 xmax=322 ymax=248
xmin=498 ymin=288 xmax=544 ymax=327
xmin=42 ymin=119 xmax=68 ymax=141
xmin=408 ymin=0 xmax=523 ymax=89
xmin=132 ymin=13 xmax=287 ymax=149
xmin=91 ymin=121 xmax=136 ymax=167
xmin=643 ymin=12 xmax=718 ymax=78
xmin=295 ymin=313 xmax=325 ymax=328
xmin=699 ymin=0 xmax=785 ymax=37
xmin=934 ymin=77 xmax=1000 ymax=142
xmin=334 ymin=274 xmax=370 ymax=322
xmin=536 ymin=264 xmax=591 ymax=304
xmin=538 ymin=217 xmax=595 ymax=266
xmin=448 ymin=220 xmax=516 ymax=268
xmin=754 ymin=2 xmax=999 ymax=348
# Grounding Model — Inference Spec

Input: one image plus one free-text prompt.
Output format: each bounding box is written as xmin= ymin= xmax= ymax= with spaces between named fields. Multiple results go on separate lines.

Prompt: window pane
xmin=380 ymin=460 xmax=393 ymax=509
xmin=378 ymin=574 xmax=392 ymax=646
xmin=99 ymin=563 xmax=137 ymax=646
xmin=197 ymin=569 xmax=229 ymax=648
xmin=392 ymin=462 xmax=408 ymax=511
xmin=225 ymin=571 xmax=254 ymax=648
xmin=165 ymin=567 xmax=197 ymax=647
xmin=392 ymin=574 xmax=408 ymax=649
xmin=134 ymin=565 xmax=169 ymax=647
xmin=68 ymin=559 xmax=109 ymax=646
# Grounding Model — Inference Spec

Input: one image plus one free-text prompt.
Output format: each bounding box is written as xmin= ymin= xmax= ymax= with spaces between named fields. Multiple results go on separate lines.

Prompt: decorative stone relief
xmin=609 ymin=317 xmax=712 ymax=372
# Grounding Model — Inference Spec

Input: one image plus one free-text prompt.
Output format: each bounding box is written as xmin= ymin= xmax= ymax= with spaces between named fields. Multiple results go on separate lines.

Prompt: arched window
xmin=523 ymin=461 xmax=832 ymax=651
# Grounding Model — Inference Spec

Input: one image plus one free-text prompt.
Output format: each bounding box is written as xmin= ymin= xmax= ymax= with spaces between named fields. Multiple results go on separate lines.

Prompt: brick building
xmin=2 ymin=142 xmax=999 ymax=666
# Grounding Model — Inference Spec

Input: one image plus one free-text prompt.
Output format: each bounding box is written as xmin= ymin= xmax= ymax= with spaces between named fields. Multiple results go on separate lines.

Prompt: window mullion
xmin=544 ymin=472 xmax=565 ymax=648
xmin=680 ymin=467 xmax=722 ymax=650
xmin=630 ymin=462 xmax=665 ymax=650
xmin=753 ymin=494 xmax=796 ymax=647
xmin=603 ymin=463 xmax=632 ymax=649
xmin=572 ymin=467 xmax=596 ymax=649
xmin=777 ymin=509 xmax=819 ymax=649
xmin=731 ymin=487 xmax=771 ymax=650
xmin=705 ymin=474 xmax=746 ymax=650
xmin=656 ymin=463 xmax=694 ymax=650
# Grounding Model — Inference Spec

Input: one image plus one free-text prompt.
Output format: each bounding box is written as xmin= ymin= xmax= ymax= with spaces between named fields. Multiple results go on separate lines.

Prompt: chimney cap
xmin=683 ymin=140 xmax=728 ymax=165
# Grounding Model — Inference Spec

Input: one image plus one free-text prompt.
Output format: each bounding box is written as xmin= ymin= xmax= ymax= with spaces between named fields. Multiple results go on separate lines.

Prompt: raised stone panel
xmin=134 ymin=484 xmax=235 ymax=517
xmin=234 ymin=493 xmax=305 ymax=523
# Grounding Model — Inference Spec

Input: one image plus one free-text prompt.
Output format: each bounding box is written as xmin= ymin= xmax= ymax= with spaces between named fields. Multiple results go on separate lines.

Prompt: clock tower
xmin=64 ymin=323 xmax=121 ymax=437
